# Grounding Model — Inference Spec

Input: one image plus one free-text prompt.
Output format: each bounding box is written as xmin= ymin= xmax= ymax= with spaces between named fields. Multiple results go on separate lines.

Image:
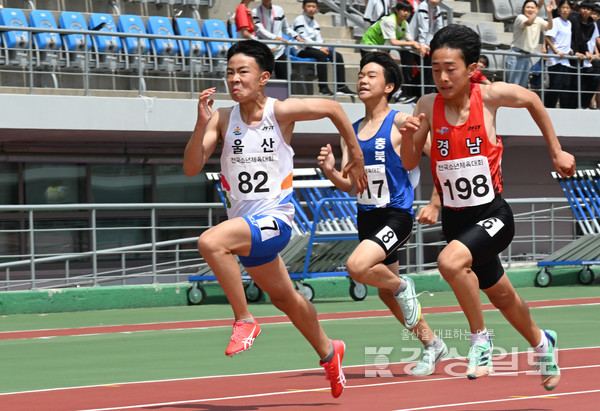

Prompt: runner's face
xmin=431 ymin=47 xmax=475 ymax=99
xmin=357 ymin=62 xmax=394 ymax=102
xmin=227 ymin=53 xmax=269 ymax=102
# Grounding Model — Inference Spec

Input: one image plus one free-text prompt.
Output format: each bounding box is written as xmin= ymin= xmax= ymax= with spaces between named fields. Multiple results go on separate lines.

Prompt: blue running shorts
xmin=238 ymin=215 xmax=292 ymax=268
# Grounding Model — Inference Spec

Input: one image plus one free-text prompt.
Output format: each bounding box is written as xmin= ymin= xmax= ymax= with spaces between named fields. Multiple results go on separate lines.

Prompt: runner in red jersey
xmin=430 ymin=82 xmax=503 ymax=208
xmin=399 ymin=24 xmax=575 ymax=390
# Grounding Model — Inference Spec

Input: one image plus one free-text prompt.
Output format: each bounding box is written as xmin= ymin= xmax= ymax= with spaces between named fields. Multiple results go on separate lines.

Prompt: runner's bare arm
xmin=184 ymin=87 xmax=223 ymax=177
xmin=317 ymin=140 xmax=354 ymax=192
xmin=484 ymin=82 xmax=576 ymax=177
xmin=275 ymin=98 xmax=367 ymax=193
xmin=400 ymin=95 xmax=433 ymax=171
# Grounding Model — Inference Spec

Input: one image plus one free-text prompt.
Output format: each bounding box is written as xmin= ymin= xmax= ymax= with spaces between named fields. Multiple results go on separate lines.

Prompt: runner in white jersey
xmin=183 ymin=40 xmax=367 ymax=399
xmin=221 ymin=97 xmax=295 ymax=227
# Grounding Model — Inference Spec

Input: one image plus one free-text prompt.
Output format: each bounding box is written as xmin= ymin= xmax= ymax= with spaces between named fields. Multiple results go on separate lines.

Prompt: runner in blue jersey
xmin=318 ymin=52 xmax=448 ymax=376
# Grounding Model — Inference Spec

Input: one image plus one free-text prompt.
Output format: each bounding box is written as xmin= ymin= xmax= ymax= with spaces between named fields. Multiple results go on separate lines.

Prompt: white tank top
xmin=220 ymin=97 xmax=295 ymax=226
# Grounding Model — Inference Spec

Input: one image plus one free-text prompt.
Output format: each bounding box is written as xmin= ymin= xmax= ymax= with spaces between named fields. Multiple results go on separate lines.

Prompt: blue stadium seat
xmin=88 ymin=13 xmax=121 ymax=53
xmin=0 ymin=8 xmax=29 ymax=49
xmin=117 ymin=14 xmax=150 ymax=55
xmin=174 ymin=17 xmax=208 ymax=73
xmin=175 ymin=17 xmax=205 ymax=58
xmin=60 ymin=11 xmax=92 ymax=52
xmin=146 ymin=16 xmax=180 ymax=72
xmin=0 ymin=8 xmax=30 ymax=67
xmin=201 ymin=19 xmax=231 ymax=59
xmin=147 ymin=16 xmax=179 ymax=56
xmin=28 ymin=10 xmax=62 ymax=70
xmin=29 ymin=10 xmax=62 ymax=51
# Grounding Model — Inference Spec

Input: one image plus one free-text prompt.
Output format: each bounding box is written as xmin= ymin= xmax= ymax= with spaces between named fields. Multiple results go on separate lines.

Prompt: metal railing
xmin=0 ymin=24 xmax=595 ymax=107
xmin=0 ymin=198 xmax=577 ymax=291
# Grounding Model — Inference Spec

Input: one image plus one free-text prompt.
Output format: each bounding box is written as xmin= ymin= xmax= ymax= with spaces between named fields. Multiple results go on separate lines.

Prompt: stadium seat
xmin=89 ymin=13 xmax=121 ymax=53
xmin=117 ymin=14 xmax=150 ymax=56
xmin=146 ymin=16 xmax=180 ymax=71
xmin=60 ymin=11 xmax=92 ymax=52
xmin=201 ymin=19 xmax=231 ymax=80
xmin=492 ymin=0 xmax=516 ymax=21
xmin=201 ymin=19 xmax=231 ymax=60
xmin=28 ymin=9 xmax=63 ymax=73
xmin=88 ymin=13 xmax=122 ymax=70
xmin=59 ymin=11 xmax=92 ymax=69
xmin=175 ymin=17 xmax=205 ymax=58
xmin=0 ymin=8 xmax=30 ymax=67
xmin=478 ymin=23 xmax=501 ymax=49
xmin=459 ymin=21 xmax=479 ymax=34
xmin=508 ymin=0 xmax=524 ymax=16
xmin=29 ymin=10 xmax=62 ymax=51
xmin=175 ymin=17 xmax=208 ymax=73
xmin=147 ymin=16 xmax=179 ymax=56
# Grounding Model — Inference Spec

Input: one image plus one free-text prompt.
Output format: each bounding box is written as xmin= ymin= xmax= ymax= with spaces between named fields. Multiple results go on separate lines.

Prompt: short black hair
xmin=227 ymin=39 xmax=275 ymax=74
xmin=521 ymin=0 xmax=539 ymax=13
xmin=430 ymin=24 xmax=481 ymax=67
xmin=479 ymin=55 xmax=489 ymax=68
xmin=579 ymin=1 xmax=595 ymax=10
xmin=359 ymin=51 xmax=403 ymax=102
xmin=394 ymin=0 xmax=414 ymax=13
xmin=302 ymin=0 xmax=318 ymax=5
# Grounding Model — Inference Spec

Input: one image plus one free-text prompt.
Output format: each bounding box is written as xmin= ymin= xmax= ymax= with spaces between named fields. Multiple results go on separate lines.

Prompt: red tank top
xmin=430 ymin=83 xmax=503 ymax=209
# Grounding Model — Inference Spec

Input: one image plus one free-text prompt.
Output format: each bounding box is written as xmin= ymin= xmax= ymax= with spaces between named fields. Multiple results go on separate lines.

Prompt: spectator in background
xmin=410 ymin=0 xmax=445 ymax=46
xmin=505 ymin=0 xmax=554 ymax=87
xmin=590 ymin=4 xmax=600 ymax=108
xmin=253 ymin=0 xmax=305 ymax=80
xmin=235 ymin=0 xmax=256 ymax=39
xmin=364 ymin=0 xmax=392 ymax=24
xmin=360 ymin=1 xmax=427 ymax=102
xmin=293 ymin=0 xmax=356 ymax=96
xmin=567 ymin=1 xmax=599 ymax=108
xmin=471 ymin=55 xmax=492 ymax=85
xmin=544 ymin=0 xmax=575 ymax=108
xmin=409 ymin=0 xmax=446 ymax=95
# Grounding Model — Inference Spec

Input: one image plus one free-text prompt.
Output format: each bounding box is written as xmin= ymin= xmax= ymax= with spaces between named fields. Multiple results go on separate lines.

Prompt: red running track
xmin=1 ymin=347 xmax=599 ymax=410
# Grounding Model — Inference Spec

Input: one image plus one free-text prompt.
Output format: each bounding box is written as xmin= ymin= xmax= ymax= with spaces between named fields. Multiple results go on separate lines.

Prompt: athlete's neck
xmin=363 ymin=99 xmax=391 ymax=123
xmin=238 ymin=95 xmax=268 ymax=125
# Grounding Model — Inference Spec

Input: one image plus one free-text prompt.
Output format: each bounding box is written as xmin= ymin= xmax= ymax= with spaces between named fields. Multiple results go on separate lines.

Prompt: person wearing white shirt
xmin=293 ymin=0 xmax=355 ymax=95
xmin=252 ymin=0 xmax=304 ymax=80
xmin=544 ymin=0 xmax=575 ymax=108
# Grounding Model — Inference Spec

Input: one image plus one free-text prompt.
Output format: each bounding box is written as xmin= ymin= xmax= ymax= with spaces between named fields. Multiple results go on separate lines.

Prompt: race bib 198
xmin=357 ymin=164 xmax=390 ymax=207
xmin=227 ymin=153 xmax=280 ymax=201
xmin=435 ymin=155 xmax=494 ymax=208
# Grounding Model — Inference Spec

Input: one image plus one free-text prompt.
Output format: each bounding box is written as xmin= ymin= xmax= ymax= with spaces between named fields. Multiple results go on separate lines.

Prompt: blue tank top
xmin=352 ymin=110 xmax=414 ymax=214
